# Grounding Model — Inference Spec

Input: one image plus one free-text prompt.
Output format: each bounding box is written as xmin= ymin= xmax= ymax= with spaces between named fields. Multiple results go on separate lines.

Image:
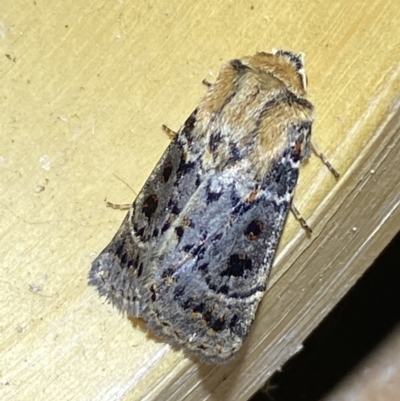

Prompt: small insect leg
xmin=311 ymin=140 xmax=340 ymax=179
xmin=290 ymin=204 xmax=312 ymax=234
xmin=105 ymin=199 xmax=131 ymax=210
xmin=161 ymin=124 xmax=176 ymax=139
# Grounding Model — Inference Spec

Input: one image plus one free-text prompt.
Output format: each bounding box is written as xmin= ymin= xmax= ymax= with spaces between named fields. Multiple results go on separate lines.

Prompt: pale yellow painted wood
xmin=1 ymin=1 xmax=399 ymax=400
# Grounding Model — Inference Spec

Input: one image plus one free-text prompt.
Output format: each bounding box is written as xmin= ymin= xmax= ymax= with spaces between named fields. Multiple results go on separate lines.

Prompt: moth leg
xmin=105 ymin=199 xmax=131 ymax=210
xmin=103 ymin=174 xmax=136 ymax=210
xmin=162 ymin=79 xmax=211 ymax=139
xmin=311 ymin=140 xmax=340 ymax=179
xmin=290 ymin=204 xmax=312 ymax=234
xmin=162 ymin=124 xmax=176 ymax=139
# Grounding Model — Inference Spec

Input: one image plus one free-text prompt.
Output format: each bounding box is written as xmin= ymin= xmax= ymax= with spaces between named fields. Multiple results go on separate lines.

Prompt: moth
xmin=89 ymin=50 xmax=338 ymax=364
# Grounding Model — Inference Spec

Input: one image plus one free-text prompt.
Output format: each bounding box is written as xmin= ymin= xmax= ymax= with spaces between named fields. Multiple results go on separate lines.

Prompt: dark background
xmin=251 ymin=230 xmax=400 ymax=401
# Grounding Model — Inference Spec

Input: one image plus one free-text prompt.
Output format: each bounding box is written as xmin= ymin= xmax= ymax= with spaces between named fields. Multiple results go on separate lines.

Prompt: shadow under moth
xmin=89 ymin=50 xmax=338 ymax=364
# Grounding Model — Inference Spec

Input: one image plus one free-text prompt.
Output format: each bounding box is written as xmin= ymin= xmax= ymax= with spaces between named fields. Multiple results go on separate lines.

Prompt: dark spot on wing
xmin=219 ymin=285 xmax=229 ymax=294
xmin=161 ymin=220 xmax=170 ymax=234
xmin=181 ymin=298 xmax=192 ymax=310
xmin=142 ymin=194 xmax=158 ymax=219
xmin=213 ymin=232 xmax=223 ymax=242
xmin=209 ymin=317 xmax=225 ymax=332
xmin=168 ymin=199 xmax=181 ymax=215
xmin=181 ymin=109 xmax=197 ymax=143
xmin=117 ymin=243 xmax=128 ymax=266
xmin=229 ymin=314 xmax=246 ymax=337
xmin=209 ymin=131 xmax=221 ymax=153
xmin=222 ymin=254 xmax=252 ymax=277
xmin=182 ymin=244 xmax=193 ymax=253
xmin=193 ymin=245 xmax=205 ymax=259
xmin=137 ymin=262 xmax=143 ymax=277
xmin=206 ymin=181 xmax=222 ymax=204
xmin=173 ymin=285 xmax=185 ymax=300
xmin=175 ymin=226 xmax=184 ymax=242
xmin=150 ymin=284 xmax=157 ymax=302
xmin=229 ymin=314 xmax=238 ymax=329
xmin=245 ymin=220 xmax=264 ymax=240
xmin=136 ymin=226 xmax=145 ymax=238
xmin=160 ymin=161 xmax=173 ymax=183
xmin=197 ymin=263 xmax=209 ymax=273
xmin=161 ymin=268 xmax=174 ymax=279
xmin=229 ymin=142 xmax=241 ymax=161
xmin=203 ymin=309 xmax=212 ymax=322
xmin=176 ymin=154 xmax=196 ymax=180
xmin=193 ymin=302 xmax=205 ymax=314
xmin=229 ymin=189 xmax=241 ymax=208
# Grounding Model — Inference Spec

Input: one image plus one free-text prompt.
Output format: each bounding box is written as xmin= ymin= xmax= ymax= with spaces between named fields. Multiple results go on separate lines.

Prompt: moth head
xmin=248 ymin=50 xmax=309 ymax=97
xmin=272 ymin=49 xmax=307 ymax=89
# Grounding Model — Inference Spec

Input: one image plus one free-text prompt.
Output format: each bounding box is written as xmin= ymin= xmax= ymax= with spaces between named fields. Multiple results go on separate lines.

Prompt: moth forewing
xmin=90 ymin=50 xmax=334 ymax=364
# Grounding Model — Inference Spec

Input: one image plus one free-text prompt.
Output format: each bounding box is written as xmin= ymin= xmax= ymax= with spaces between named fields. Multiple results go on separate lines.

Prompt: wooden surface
xmin=1 ymin=1 xmax=400 ymax=400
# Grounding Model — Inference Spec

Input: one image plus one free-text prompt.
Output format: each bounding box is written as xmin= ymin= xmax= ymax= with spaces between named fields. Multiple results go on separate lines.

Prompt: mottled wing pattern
xmin=139 ymin=125 xmax=310 ymax=363
xmin=89 ymin=110 xmax=208 ymax=315
xmin=90 ymin=50 xmax=315 ymax=363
